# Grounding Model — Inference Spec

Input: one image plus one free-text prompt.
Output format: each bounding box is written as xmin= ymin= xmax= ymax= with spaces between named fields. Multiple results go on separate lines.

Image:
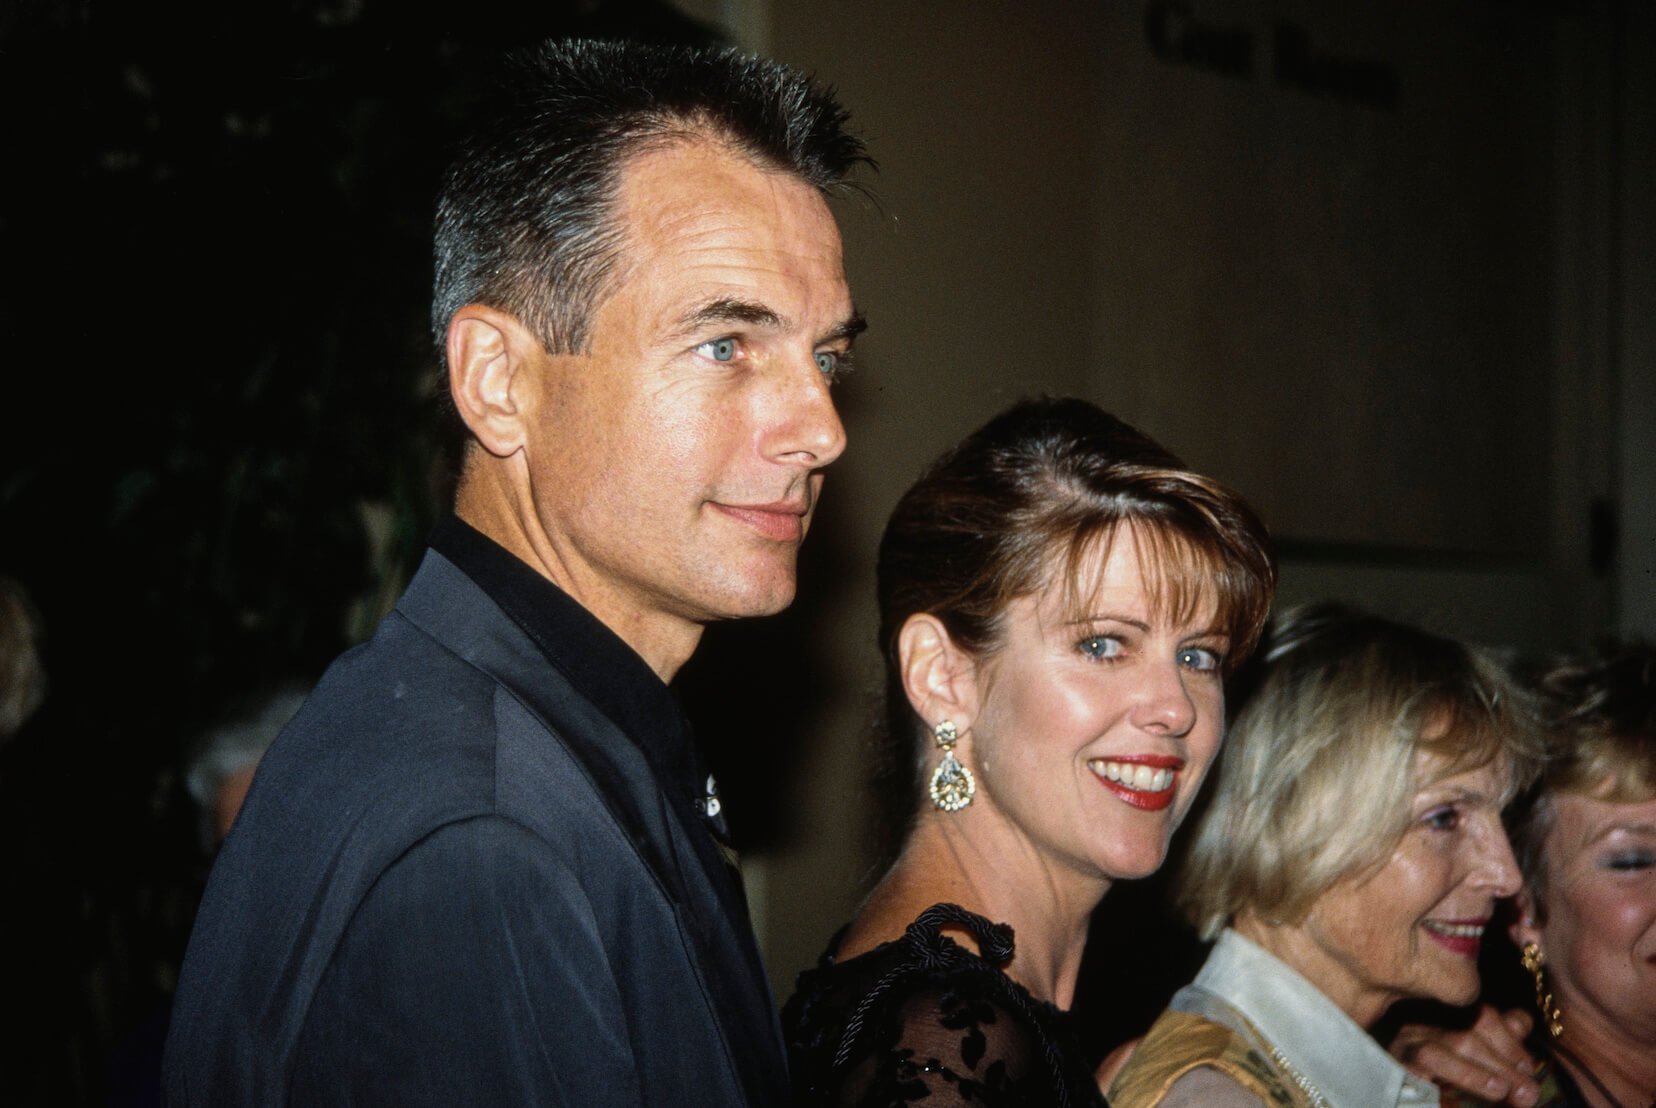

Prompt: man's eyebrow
xmin=819 ymin=309 xmax=868 ymax=347
xmin=675 ymin=297 xmax=785 ymax=335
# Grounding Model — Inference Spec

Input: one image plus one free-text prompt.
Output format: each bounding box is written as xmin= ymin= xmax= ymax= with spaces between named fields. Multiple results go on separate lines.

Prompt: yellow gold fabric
xmin=1109 ymin=1009 xmax=1313 ymax=1108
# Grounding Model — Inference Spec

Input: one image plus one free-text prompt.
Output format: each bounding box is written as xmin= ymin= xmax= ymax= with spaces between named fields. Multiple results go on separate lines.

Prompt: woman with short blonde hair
xmin=1495 ymin=644 xmax=1656 ymax=1107
xmin=1181 ymin=605 xmax=1540 ymax=939
xmin=1111 ymin=604 xmax=1543 ymax=1108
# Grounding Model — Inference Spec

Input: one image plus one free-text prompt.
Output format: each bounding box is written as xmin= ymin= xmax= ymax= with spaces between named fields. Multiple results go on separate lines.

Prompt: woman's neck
xmin=1232 ymin=912 xmax=1394 ymax=1030
xmin=1549 ymin=987 xmax=1656 ymax=1108
xmin=843 ymin=811 xmax=1108 ymax=1008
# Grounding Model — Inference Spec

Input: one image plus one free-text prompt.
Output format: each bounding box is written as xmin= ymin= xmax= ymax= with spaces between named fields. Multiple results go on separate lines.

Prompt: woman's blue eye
xmin=1178 ymin=647 xmax=1221 ymax=673
xmin=697 ymin=338 xmax=737 ymax=362
xmin=1422 ymin=806 xmax=1463 ymax=832
xmin=1604 ymin=851 xmax=1655 ymax=872
xmin=1078 ymin=636 xmax=1123 ymax=660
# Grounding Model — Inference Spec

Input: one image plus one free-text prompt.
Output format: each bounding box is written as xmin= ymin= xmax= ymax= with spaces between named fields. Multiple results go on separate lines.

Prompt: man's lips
xmin=1421 ymin=918 xmax=1489 ymax=958
xmin=711 ymin=501 xmax=809 ymax=542
xmin=1087 ymin=754 xmax=1185 ymax=812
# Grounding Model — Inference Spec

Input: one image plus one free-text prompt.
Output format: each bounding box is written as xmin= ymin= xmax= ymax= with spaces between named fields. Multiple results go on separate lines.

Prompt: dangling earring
xmin=928 ymin=720 xmax=975 ymax=812
xmin=1521 ymin=941 xmax=1564 ymax=1039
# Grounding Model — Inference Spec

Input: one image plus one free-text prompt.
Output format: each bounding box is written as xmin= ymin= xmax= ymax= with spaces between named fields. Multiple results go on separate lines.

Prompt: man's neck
xmin=452 ymin=463 xmax=703 ymax=682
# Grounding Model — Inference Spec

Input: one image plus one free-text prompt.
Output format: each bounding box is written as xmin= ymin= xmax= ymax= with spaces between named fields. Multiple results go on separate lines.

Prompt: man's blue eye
xmin=815 ymin=351 xmax=838 ymax=375
xmin=1178 ymin=647 xmax=1221 ymax=672
xmin=698 ymin=338 xmax=737 ymax=362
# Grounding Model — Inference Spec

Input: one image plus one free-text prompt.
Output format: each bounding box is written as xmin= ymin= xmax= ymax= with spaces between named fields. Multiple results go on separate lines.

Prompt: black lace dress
xmin=781 ymin=902 xmax=1110 ymax=1107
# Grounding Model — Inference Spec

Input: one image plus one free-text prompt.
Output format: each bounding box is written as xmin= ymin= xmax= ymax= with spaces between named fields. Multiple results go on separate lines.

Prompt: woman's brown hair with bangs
xmin=872 ymin=397 xmax=1277 ymax=828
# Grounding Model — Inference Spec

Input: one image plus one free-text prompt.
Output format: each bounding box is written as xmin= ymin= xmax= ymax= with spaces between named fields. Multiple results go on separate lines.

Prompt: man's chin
xmin=702 ymin=574 xmax=799 ymax=622
xmin=671 ymin=549 xmax=805 ymax=623
xmin=730 ymin=583 xmax=798 ymax=620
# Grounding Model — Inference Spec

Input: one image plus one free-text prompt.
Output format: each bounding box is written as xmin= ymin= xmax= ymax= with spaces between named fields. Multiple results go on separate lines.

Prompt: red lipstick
xmin=1421 ymin=918 xmax=1488 ymax=958
xmin=1089 ymin=755 xmax=1185 ymax=812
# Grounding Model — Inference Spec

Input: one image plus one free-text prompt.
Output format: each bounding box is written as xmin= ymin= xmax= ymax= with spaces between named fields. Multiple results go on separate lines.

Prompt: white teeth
xmin=1423 ymin=921 xmax=1486 ymax=938
xmin=1088 ymin=759 xmax=1176 ymax=793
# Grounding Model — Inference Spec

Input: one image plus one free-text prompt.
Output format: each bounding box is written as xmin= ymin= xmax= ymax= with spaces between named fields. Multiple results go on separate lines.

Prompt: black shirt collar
xmin=429 ymin=514 xmax=728 ymax=841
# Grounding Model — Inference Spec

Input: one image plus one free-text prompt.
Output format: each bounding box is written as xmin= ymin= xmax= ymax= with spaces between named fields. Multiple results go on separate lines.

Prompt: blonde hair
xmin=1180 ymin=603 xmax=1542 ymax=939
xmin=1509 ymin=643 xmax=1656 ymax=914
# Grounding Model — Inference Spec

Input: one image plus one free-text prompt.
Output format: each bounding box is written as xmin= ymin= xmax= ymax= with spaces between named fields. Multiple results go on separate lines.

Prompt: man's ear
xmin=897 ymin=614 xmax=981 ymax=740
xmin=1509 ymin=885 xmax=1543 ymax=949
xmin=446 ymin=304 xmax=540 ymax=458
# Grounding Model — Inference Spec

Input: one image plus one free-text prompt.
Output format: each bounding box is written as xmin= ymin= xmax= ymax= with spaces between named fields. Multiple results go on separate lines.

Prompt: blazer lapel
xmin=397 ymin=552 xmax=788 ymax=1103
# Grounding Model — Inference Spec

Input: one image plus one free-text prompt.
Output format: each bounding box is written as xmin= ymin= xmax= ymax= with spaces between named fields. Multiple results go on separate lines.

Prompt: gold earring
xmin=928 ymin=720 xmax=975 ymax=812
xmin=1521 ymin=941 xmax=1564 ymax=1039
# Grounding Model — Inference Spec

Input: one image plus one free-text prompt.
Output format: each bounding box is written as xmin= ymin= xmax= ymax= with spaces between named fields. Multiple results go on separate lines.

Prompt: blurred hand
xmin=1390 ymin=1005 xmax=1540 ymax=1107
xmin=1096 ymin=1036 xmax=1140 ymax=1095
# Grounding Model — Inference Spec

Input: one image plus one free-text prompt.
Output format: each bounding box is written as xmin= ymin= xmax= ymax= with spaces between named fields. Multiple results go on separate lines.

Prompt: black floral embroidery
xmin=782 ymin=903 xmax=1108 ymax=1107
xmin=939 ymin=988 xmax=995 ymax=1069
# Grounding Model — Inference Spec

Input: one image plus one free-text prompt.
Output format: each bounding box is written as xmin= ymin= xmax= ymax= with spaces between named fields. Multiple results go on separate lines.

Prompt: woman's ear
xmin=897 ymin=614 xmax=981 ymax=736
xmin=1509 ymin=884 xmax=1543 ymax=949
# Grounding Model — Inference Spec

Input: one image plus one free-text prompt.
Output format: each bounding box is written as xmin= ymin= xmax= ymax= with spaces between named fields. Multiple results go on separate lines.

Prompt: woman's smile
xmin=1088 ymin=755 xmax=1185 ymax=811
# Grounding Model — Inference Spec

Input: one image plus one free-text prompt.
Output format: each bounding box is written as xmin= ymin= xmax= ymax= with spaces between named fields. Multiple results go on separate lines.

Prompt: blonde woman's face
xmin=1524 ymin=791 xmax=1656 ymax=1046
xmin=1287 ymin=755 xmax=1521 ymax=1025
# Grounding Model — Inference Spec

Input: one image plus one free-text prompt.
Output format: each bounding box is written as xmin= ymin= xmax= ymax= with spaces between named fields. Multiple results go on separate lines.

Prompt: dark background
xmin=0 ymin=3 xmax=741 ymax=1101
xmin=2 ymin=1 xmax=1645 ymax=1102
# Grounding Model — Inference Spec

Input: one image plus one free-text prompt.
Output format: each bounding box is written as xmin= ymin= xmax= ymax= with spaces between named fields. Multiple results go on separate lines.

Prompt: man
xmin=165 ymin=40 xmax=867 ymax=1105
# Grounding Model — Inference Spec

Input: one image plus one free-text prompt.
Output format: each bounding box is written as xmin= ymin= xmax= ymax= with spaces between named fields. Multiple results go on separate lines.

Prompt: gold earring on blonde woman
xmin=1521 ymin=941 xmax=1564 ymax=1040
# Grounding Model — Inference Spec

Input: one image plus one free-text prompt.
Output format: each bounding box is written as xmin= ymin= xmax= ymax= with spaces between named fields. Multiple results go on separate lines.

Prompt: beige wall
xmin=1618 ymin=3 xmax=1656 ymax=637
xmin=674 ymin=0 xmax=1652 ymax=994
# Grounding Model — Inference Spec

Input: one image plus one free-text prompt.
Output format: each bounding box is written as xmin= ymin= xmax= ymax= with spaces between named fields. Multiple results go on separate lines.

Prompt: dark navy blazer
xmin=163 ymin=539 xmax=787 ymax=1105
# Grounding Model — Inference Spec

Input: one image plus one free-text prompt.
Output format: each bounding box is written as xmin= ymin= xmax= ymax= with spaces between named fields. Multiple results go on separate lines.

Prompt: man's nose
xmin=766 ymin=353 xmax=847 ymax=468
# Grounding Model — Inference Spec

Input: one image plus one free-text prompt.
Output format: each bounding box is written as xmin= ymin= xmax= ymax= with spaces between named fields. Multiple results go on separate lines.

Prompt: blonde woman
xmin=1111 ymin=605 xmax=1542 ymax=1108
xmin=1409 ymin=644 xmax=1656 ymax=1108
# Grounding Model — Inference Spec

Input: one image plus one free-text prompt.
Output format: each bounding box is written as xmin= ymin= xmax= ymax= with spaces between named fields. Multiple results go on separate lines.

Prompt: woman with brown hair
xmin=781 ymin=397 xmax=1276 ymax=1106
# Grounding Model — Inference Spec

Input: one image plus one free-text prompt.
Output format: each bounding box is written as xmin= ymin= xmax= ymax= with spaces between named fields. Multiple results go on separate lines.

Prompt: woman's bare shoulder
xmin=836 ymin=862 xmax=990 ymax=963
